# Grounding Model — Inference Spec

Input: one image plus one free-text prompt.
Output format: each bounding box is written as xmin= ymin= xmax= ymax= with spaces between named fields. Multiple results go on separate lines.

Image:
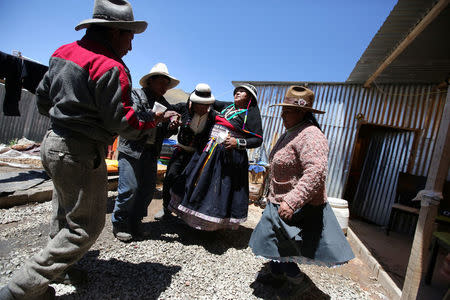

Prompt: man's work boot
xmin=113 ymin=224 xmax=133 ymax=242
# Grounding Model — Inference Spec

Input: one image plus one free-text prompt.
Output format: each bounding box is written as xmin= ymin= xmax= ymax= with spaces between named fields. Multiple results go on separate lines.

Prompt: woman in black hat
xmin=248 ymin=86 xmax=354 ymax=294
xmin=169 ymin=83 xmax=263 ymax=230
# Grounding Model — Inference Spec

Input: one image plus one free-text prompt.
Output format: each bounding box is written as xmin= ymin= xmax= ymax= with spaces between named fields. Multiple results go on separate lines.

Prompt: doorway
xmin=344 ymin=123 xmax=416 ymax=226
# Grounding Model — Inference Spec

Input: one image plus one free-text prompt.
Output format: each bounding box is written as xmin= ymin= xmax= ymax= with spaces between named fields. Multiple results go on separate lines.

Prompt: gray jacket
xmin=118 ymin=88 xmax=176 ymax=159
xmin=36 ymin=34 xmax=156 ymax=146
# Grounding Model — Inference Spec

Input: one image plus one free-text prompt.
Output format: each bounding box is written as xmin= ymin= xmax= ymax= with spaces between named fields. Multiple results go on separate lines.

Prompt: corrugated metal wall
xmin=0 ymin=83 xmax=50 ymax=144
xmin=248 ymin=82 xmax=447 ymax=226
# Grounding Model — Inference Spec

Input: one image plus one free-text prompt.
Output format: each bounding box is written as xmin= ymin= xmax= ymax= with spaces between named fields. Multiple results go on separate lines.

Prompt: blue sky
xmin=0 ymin=1 xmax=397 ymax=100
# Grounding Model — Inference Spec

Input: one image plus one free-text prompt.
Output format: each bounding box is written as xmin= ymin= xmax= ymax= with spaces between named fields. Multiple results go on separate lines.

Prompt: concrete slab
xmin=0 ymin=170 xmax=49 ymax=194
xmin=0 ymin=175 xmax=119 ymax=209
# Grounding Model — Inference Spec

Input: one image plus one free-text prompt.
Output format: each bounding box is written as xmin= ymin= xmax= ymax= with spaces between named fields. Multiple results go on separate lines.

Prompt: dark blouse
xmin=213 ymin=100 xmax=263 ymax=149
xmin=171 ymin=102 xmax=217 ymax=151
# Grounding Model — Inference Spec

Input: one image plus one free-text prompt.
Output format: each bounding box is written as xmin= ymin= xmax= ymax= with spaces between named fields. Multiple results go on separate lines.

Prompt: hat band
xmin=195 ymin=90 xmax=211 ymax=98
xmin=92 ymin=14 xmax=122 ymax=21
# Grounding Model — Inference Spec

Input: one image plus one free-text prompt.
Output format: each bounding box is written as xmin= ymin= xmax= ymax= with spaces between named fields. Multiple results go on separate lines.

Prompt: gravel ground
xmin=0 ymin=190 xmax=388 ymax=299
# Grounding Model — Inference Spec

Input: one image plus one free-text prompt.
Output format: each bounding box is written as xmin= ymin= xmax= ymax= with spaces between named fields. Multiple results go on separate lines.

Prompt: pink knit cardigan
xmin=267 ymin=122 xmax=328 ymax=210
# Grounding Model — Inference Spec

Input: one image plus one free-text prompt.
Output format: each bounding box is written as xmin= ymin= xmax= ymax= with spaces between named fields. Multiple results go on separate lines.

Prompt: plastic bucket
xmin=327 ymin=197 xmax=349 ymax=235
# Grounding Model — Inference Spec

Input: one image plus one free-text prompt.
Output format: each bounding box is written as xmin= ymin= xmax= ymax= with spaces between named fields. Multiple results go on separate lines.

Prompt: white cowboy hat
xmin=75 ymin=0 xmax=148 ymax=34
xmin=189 ymin=83 xmax=215 ymax=104
xmin=139 ymin=63 xmax=180 ymax=89
xmin=233 ymin=83 xmax=258 ymax=101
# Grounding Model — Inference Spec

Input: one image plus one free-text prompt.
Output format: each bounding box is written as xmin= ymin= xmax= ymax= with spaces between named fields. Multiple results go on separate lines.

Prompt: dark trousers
xmin=112 ymin=149 xmax=157 ymax=230
xmin=162 ymin=148 xmax=193 ymax=209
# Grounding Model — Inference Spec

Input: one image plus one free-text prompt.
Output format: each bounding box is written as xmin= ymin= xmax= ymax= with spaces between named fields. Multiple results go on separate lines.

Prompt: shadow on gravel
xmin=58 ymin=250 xmax=181 ymax=300
xmin=105 ymin=194 xmax=253 ymax=255
xmin=250 ymin=266 xmax=331 ymax=300
xmin=138 ymin=218 xmax=254 ymax=255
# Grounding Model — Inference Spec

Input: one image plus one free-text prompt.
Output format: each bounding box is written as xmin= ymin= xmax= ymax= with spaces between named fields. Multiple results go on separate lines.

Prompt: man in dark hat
xmin=0 ymin=1 xmax=177 ymax=299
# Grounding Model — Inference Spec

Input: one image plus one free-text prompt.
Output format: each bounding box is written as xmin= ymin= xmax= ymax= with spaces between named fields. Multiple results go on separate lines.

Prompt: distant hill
xmin=165 ymin=89 xmax=189 ymax=105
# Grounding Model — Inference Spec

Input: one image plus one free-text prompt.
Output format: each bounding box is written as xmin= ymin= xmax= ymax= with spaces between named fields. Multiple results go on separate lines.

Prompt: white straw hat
xmin=189 ymin=83 xmax=215 ymax=104
xmin=139 ymin=63 xmax=180 ymax=89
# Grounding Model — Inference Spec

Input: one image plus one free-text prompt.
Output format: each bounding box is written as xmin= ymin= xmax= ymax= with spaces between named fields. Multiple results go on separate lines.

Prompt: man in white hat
xmin=156 ymin=83 xmax=217 ymax=220
xmin=111 ymin=63 xmax=181 ymax=242
xmin=0 ymin=1 xmax=177 ymax=299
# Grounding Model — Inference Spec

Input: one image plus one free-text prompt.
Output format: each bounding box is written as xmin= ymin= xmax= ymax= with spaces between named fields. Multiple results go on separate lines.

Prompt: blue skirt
xmin=169 ymin=142 xmax=249 ymax=231
xmin=249 ymin=201 xmax=355 ymax=266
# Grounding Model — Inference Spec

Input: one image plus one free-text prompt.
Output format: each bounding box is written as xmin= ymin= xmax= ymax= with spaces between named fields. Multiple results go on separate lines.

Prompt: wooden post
xmin=401 ymin=85 xmax=450 ymax=299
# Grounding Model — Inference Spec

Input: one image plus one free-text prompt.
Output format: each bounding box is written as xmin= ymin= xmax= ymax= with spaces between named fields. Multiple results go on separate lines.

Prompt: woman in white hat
xmin=248 ymin=86 xmax=354 ymax=295
xmin=156 ymin=83 xmax=217 ymax=220
xmin=169 ymin=83 xmax=263 ymax=231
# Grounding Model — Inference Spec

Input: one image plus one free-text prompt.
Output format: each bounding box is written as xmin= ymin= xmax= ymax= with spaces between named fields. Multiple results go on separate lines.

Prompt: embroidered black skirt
xmin=170 ymin=142 xmax=249 ymax=231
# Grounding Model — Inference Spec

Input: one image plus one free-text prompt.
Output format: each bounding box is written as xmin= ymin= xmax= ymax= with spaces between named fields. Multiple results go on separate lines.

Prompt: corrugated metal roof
xmin=347 ymin=0 xmax=450 ymax=84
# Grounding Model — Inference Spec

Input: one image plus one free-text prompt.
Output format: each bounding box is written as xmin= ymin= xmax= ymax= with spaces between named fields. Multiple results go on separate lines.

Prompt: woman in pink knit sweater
xmin=249 ymin=86 xmax=354 ymax=294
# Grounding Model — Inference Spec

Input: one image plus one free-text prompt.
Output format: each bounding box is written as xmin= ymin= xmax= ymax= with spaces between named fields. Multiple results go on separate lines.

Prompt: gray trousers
xmin=5 ymin=130 xmax=107 ymax=299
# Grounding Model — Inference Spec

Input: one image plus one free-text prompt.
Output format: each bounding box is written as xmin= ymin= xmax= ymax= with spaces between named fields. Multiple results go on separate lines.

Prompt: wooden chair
xmin=385 ymin=172 xmax=426 ymax=235
xmin=386 ymin=172 xmax=450 ymax=235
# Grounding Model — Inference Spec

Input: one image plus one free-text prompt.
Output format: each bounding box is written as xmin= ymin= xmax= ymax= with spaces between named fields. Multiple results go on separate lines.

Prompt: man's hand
xmin=168 ymin=114 xmax=181 ymax=130
xmin=155 ymin=110 xmax=180 ymax=124
xmin=163 ymin=110 xmax=180 ymax=121
xmin=223 ymin=136 xmax=237 ymax=150
xmin=278 ymin=201 xmax=294 ymax=221
xmin=154 ymin=111 xmax=164 ymax=124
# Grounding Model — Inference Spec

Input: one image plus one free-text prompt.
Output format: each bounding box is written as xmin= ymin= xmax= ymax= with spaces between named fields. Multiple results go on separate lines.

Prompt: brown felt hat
xmin=269 ymin=85 xmax=325 ymax=114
